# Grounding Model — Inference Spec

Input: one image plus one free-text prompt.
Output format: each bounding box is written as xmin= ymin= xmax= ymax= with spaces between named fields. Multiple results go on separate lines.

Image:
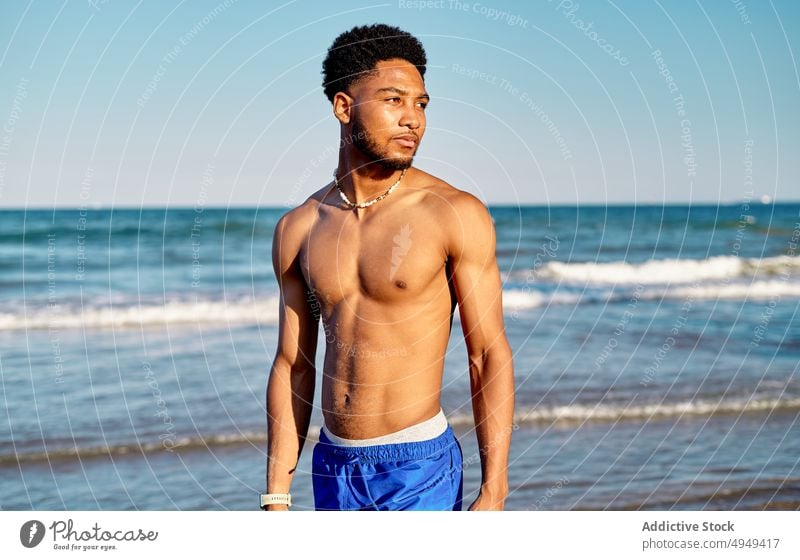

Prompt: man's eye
xmin=417 ymin=102 xmax=428 ymax=109
xmin=386 ymin=97 xmax=400 ymax=103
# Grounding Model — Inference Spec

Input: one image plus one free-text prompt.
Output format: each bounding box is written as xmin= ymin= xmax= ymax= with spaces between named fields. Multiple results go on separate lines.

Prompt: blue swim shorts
xmin=311 ymin=425 xmax=464 ymax=511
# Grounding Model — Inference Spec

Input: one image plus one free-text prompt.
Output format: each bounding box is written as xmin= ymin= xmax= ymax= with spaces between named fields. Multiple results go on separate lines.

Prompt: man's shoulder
xmin=413 ymin=169 xmax=488 ymax=212
xmin=414 ymin=169 xmax=491 ymax=224
xmin=274 ymin=183 xmax=331 ymax=236
xmin=412 ymin=170 xmax=494 ymax=259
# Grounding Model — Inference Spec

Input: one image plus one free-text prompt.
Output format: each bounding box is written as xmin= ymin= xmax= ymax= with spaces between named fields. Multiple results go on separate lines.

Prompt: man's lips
xmin=393 ymin=135 xmax=417 ymax=148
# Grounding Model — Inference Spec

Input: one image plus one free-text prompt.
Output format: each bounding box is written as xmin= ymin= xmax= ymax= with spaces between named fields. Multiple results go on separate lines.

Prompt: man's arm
xmin=265 ymin=212 xmax=319 ymax=510
xmin=447 ymin=193 xmax=515 ymax=511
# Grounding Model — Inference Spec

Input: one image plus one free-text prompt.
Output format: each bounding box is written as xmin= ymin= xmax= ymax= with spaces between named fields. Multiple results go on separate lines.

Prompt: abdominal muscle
xmin=319 ymin=297 xmax=453 ymax=440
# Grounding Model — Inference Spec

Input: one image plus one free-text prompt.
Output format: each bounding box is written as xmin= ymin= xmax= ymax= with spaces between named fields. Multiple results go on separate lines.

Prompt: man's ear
xmin=332 ymin=91 xmax=353 ymax=125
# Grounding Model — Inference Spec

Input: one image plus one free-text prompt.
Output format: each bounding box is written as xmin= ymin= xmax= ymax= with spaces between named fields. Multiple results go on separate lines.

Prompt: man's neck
xmin=335 ymin=156 xmax=407 ymax=204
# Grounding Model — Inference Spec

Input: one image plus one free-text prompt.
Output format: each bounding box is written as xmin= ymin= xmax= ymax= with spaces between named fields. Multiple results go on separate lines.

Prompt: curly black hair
xmin=322 ymin=23 xmax=427 ymax=103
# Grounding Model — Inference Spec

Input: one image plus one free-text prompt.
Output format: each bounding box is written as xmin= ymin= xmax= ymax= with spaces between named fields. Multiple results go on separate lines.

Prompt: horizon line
xmin=3 ymin=200 xmax=798 ymax=211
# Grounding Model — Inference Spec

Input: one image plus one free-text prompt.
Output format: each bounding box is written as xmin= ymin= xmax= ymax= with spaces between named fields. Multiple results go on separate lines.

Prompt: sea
xmin=1 ymin=203 xmax=798 ymax=510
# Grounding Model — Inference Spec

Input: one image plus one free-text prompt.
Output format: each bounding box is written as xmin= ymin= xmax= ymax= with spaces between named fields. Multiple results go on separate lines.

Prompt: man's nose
xmin=399 ymin=102 xmax=421 ymax=130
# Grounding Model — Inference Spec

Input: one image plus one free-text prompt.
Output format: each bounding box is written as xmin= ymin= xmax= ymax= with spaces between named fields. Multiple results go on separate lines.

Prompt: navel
xmin=344 ymin=393 xmax=351 ymax=406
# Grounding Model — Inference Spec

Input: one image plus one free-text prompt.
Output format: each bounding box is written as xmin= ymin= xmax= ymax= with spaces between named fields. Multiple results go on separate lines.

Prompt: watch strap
xmin=260 ymin=493 xmax=292 ymax=509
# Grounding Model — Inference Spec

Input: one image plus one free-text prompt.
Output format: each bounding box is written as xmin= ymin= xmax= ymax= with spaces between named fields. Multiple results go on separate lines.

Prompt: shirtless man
xmin=263 ymin=23 xmax=514 ymax=511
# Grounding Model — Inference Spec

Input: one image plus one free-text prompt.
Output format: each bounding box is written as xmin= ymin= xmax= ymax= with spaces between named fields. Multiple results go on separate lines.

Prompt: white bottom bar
xmin=2 ymin=511 xmax=798 ymax=559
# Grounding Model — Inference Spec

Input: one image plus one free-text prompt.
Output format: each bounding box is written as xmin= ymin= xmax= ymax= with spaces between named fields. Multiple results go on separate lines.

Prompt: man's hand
xmin=468 ymin=490 xmax=506 ymax=511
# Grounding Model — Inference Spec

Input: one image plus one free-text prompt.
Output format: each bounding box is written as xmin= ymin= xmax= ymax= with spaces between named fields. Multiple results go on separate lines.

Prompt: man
xmin=263 ymin=23 xmax=514 ymax=511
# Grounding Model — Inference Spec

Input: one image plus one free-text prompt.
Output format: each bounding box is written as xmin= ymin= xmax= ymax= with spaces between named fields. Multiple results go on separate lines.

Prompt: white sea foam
xmin=532 ymin=255 xmax=800 ymax=285
xmin=0 ymin=296 xmax=281 ymax=331
xmin=501 ymin=290 xmax=547 ymax=309
xmin=453 ymin=396 xmax=800 ymax=426
xmin=501 ymin=289 xmax=586 ymax=310
xmin=661 ymin=279 xmax=800 ymax=300
xmin=502 ymin=277 xmax=800 ymax=311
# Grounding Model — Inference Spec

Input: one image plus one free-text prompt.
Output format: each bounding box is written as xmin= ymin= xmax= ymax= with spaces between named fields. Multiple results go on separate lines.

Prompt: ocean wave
xmin=659 ymin=280 xmax=800 ymax=300
xmin=0 ymin=431 xmax=269 ymax=466
xmin=530 ymin=255 xmax=800 ymax=285
xmin=4 ymin=396 xmax=798 ymax=465
xmin=0 ymin=297 xmax=280 ymax=331
xmin=3 ymin=274 xmax=799 ymax=331
xmin=504 ymin=396 xmax=800 ymax=425
xmin=1 ymin=290 xmax=567 ymax=330
xmin=501 ymin=278 xmax=800 ymax=310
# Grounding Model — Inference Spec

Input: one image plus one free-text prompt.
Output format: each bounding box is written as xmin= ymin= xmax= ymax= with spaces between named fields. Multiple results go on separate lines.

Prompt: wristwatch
xmin=260 ymin=493 xmax=292 ymax=510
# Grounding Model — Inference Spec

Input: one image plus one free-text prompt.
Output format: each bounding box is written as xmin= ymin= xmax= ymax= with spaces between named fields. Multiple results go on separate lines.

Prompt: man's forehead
xmin=355 ymin=59 xmax=426 ymax=94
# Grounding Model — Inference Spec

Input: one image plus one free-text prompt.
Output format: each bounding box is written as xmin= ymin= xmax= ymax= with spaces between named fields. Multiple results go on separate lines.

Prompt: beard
xmin=350 ymin=116 xmax=416 ymax=171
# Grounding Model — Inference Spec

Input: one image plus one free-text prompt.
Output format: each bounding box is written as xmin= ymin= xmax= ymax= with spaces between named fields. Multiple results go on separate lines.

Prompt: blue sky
xmin=0 ymin=0 xmax=798 ymax=207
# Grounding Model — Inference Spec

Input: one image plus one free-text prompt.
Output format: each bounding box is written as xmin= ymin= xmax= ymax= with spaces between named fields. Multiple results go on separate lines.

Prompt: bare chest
xmin=300 ymin=207 xmax=448 ymax=306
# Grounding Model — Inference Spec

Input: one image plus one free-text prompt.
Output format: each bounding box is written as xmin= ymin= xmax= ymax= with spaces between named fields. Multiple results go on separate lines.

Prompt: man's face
xmin=346 ymin=58 xmax=429 ymax=170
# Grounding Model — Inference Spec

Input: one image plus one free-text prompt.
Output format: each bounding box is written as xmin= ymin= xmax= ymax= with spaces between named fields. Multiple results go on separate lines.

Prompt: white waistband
xmin=321 ymin=409 xmax=448 ymax=447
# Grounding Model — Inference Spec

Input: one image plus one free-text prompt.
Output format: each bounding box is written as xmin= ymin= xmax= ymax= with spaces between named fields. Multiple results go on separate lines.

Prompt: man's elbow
xmin=467 ymin=340 xmax=513 ymax=376
xmin=272 ymin=353 xmax=316 ymax=378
